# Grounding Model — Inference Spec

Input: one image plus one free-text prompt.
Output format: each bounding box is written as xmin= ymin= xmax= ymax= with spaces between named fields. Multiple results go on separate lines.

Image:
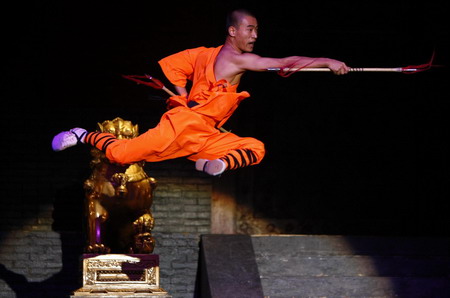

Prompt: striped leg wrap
xmin=85 ymin=132 xmax=117 ymax=152
xmin=220 ymin=149 xmax=258 ymax=170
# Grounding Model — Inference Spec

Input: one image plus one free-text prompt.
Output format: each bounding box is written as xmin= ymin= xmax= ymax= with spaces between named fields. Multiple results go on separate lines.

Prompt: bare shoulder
xmin=217 ymin=49 xmax=259 ymax=68
xmin=214 ymin=50 xmax=252 ymax=84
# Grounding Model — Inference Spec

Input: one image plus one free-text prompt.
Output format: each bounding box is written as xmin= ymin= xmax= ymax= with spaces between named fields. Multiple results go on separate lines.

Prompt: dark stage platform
xmin=198 ymin=234 xmax=450 ymax=298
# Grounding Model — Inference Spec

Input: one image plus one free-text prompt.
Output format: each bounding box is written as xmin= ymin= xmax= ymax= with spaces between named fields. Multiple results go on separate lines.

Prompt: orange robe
xmin=101 ymin=46 xmax=265 ymax=166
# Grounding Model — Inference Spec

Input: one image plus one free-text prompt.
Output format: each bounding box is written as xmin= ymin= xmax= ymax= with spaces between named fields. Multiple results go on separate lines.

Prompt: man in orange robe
xmin=52 ymin=9 xmax=349 ymax=176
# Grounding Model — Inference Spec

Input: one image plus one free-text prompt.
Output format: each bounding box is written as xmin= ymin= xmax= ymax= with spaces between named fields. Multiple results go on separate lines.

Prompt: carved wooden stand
xmin=72 ymin=254 xmax=171 ymax=297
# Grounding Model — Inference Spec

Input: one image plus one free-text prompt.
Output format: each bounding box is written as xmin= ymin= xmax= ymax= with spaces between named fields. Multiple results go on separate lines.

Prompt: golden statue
xmin=83 ymin=117 xmax=157 ymax=254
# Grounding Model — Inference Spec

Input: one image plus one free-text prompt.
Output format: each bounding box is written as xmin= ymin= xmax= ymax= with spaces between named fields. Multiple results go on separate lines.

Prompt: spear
xmin=266 ymin=67 xmax=421 ymax=73
xmin=267 ymin=53 xmax=436 ymax=76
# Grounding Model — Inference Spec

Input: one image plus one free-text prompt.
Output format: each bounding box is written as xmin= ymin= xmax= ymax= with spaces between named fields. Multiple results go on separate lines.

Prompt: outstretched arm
xmin=235 ymin=53 xmax=350 ymax=75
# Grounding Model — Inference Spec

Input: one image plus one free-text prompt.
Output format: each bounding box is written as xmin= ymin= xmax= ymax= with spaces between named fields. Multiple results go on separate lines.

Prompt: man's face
xmin=233 ymin=15 xmax=258 ymax=52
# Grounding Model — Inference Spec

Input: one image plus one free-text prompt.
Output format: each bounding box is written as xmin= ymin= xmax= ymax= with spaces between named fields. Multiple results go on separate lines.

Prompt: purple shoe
xmin=195 ymin=158 xmax=227 ymax=176
xmin=52 ymin=128 xmax=87 ymax=151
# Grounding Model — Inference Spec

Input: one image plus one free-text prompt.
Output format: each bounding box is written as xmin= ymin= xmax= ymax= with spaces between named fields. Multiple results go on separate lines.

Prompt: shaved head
xmin=226 ymin=9 xmax=257 ymax=32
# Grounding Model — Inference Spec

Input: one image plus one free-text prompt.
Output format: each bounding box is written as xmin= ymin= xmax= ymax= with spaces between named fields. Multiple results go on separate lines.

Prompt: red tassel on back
xmin=122 ymin=74 xmax=165 ymax=88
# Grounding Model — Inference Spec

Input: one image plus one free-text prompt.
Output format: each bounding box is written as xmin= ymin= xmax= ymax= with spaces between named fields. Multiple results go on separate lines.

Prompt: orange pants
xmin=85 ymin=106 xmax=265 ymax=169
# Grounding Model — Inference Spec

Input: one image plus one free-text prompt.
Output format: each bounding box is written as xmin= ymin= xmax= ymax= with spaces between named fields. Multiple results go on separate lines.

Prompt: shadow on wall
xmin=0 ymin=183 xmax=85 ymax=298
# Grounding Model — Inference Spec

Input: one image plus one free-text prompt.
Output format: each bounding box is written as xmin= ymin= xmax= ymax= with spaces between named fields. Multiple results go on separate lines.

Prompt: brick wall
xmin=0 ymin=152 xmax=212 ymax=298
xmin=151 ymin=161 xmax=212 ymax=297
xmin=152 ymin=173 xmax=212 ymax=235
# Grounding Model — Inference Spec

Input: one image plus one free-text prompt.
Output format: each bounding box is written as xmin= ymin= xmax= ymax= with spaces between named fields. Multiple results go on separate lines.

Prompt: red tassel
xmin=122 ymin=74 xmax=165 ymax=89
xmin=402 ymin=51 xmax=436 ymax=74
xmin=277 ymin=58 xmax=318 ymax=77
